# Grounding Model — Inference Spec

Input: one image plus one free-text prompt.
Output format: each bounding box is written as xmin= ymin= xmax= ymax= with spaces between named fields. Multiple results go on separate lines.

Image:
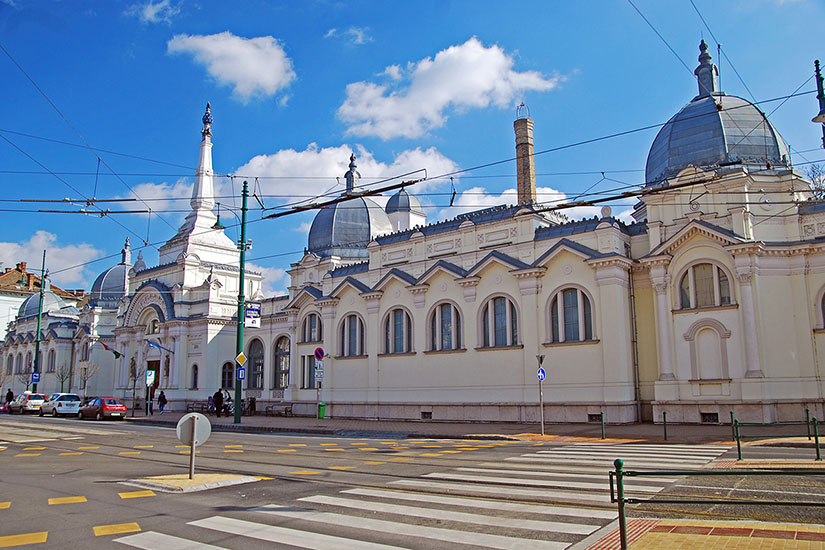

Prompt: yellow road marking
xmin=48 ymin=496 xmax=87 ymax=505
xmin=379 ymin=442 xmax=396 ymax=445
xmin=0 ymin=502 xmax=9 ymax=509
xmin=78 ymin=446 xmax=99 ymax=450
xmin=421 ymin=445 xmax=442 ymax=448
xmin=60 ymin=452 xmax=83 ymax=456
xmin=390 ymin=457 xmax=412 ymax=461
xmin=320 ymin=443 xmax=338 ymax=446
xmin=420 ymin=453 xmax=443 ymax=457
xmin=223 ymin=450 xmax=244 ymax=453
xmin=93 ymin=522 xmax=140 ymax=536
xmin=134 ymin=445 xmax=153 ymax=449
xmin=360 ymin=447 xmax=379 ymax=451
xmin=350 ymin=442 xmax=367 ymax=446
xmin=225 ymin=445 xmax=243 ymax=448
xmin=119 ymin=451 xmax=141 ymax=455
xmin=290 ymin=470 xmax=320 ymax=475
xmin=329 ymin=466 xmax=356 ymax=470
xmin=15 ymin=453 xmax=40 ymax=457
xmin=23 ymin=447 xmax=45 ymax=450
xmin=254 ymin=476 xmax=273 ymax=480
xmin=364 ymin=461 xmax=386 ymax=465
xmin=409 ymin=441 xmax=427 ymax=444
xmin=392 ymin=446 xmax=409 ymax=449
xmin=119 ymin=490 xmax=155 ymax=499
xmin=324 ymin=448 xmax=344 ymax=452
xmin=0 ymin=531 xmax=48 ymax=547
xmin=441 ymin=450 xmax=462 ymax=454
xmin=288 ymin=443 xmax=306 ymax=447
xmin=179 ymin=450 xmax=200 ymax=454
xmin=175 ymin=445 xmax=188 ymax=448
xmin=277 ymin=449 xmax=296 ymax=453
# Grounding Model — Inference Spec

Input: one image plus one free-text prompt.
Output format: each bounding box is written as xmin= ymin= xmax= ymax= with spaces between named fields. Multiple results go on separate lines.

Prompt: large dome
xmin=18 ymin=291 xmax=68 ymax=319
xmin=645 ymin=42 xmax=790 ymax=186
xmin=307 ymin=153 xmax=393 ymax=259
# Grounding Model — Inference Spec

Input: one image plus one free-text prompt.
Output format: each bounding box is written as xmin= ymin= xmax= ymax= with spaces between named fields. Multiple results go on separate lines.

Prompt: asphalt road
xmin=2 ymin=414 xmax=823 ymax=548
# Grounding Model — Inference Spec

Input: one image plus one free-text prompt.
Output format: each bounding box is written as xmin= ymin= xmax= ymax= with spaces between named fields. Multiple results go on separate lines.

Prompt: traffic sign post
xmin=236 ymin=367 xmax=246 ymax=381
xmin=176 ymin=413 xmax=211 ymax=479
xmin=146 ymin=370 xmax=156 ymax=387
xmin=31 ymin=372 xmax=41 ymax=384
xmin=537 ymin=355 xmax=546 ymax=436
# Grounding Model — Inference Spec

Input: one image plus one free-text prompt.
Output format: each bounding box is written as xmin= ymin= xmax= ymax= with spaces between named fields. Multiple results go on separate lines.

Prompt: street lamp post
xmin=814 ymin=60 xmax=825 ymax=148
xmin=234 ymin=182 xmax=250 ymax=424
xmin=32 ymin=250 xmax=46 ymax=394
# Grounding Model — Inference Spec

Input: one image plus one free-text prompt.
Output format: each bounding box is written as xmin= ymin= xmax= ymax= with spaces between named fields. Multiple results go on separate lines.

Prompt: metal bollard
xmin=663 ymin=410 xmax=668 ymax=441
xmin=601 ymin=411 xmax=606 ymax=440
xmin=806 ymin=407 xmax=812 ymax=440
xmin=730 ymin=410 xmax=735 ymax=441
xmin=614 ymin=458 xmax=628 ymax=550
xmin=735 ymin=419 xmax=742 ymax=461
xmin=814 ymin=417 xmax=821 ymax=461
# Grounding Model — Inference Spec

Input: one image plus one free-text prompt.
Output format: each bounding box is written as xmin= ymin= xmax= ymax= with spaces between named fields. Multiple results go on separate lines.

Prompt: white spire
xmin=191 ymin=103 xmax=215 ymax=211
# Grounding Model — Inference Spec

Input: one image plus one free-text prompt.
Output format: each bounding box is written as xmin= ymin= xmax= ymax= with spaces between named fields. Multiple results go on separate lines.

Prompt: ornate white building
xmin=4 ymin=43 xmax=824 ymax=424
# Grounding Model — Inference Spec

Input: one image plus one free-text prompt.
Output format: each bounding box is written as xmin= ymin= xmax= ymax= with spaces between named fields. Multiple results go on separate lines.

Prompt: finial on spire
xmin=516 ymin=102 xmax=530 ymax=120
xmin=201 ymin=102 xmax=213 ymax=138
xmin=121 ymin=237 xmax=132 ymax=265
xmin=694 ymin=40 xmax=719 ymax=98
xmin=344 ymin=153 xmax=360 ymax=194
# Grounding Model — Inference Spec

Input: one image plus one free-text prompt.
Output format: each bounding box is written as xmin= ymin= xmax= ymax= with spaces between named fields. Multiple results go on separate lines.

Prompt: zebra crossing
xmin=114 ymin=441 xmax=729 ymax=549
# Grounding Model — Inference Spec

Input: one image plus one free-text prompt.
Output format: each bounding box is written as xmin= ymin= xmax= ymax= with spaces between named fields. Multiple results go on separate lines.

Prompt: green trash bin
xmin=317 ymin=402 xmax=326 ymax=419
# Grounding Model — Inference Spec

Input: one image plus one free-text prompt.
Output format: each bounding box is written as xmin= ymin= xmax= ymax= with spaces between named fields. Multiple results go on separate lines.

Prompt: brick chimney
xmin=16 ymin=261 xmax=26 ymax=272
xmin=514 ymin=103 xmax=536 ymax=205
xmin=27 ymin=273 xmax=34 ymax=290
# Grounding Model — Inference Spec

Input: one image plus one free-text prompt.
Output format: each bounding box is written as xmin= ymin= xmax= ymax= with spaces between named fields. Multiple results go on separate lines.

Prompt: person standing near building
xmin=157 ymin=391 xmax=167 ymax=414
xmin=4 ymin=389 xmax=12 ymax=413
xmin=213 ymin=389 xmax=223 ymax=417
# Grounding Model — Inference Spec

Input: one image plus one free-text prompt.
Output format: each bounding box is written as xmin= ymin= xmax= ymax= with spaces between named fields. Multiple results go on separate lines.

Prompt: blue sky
xmin=1 ymin=0 xmax=823 ymax=294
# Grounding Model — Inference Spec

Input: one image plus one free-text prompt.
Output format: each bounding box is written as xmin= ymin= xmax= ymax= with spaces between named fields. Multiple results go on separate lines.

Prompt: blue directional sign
xmin=236 ymin=367 xmax=246 ymax=381
xmin=31 ymin=372 xmax=41 ymax=383
xmin=537 ymin=367 xmax=546 ymax=381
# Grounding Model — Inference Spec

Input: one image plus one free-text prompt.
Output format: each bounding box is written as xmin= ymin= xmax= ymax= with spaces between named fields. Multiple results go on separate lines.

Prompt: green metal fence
xmin=732 ymin=414 xmax=821 ymax=461
xmin=609 ymin=458 xmax=825 ymax=549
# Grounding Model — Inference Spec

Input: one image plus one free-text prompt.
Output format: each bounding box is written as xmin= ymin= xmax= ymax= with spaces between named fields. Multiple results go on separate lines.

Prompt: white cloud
xmin=0 ymin=231 xmax=104 ymax=289
xmin=378 ymin=64 xmax=402 ymax=80
xmin=167 ymin=32 xmax=296 ymax=102
xmin=338 ymin=37 xmax=563 ymax=140
xmin=233 ymin=143 xmax=458 ymax=207
xmin=120 ymin=178 xmax=193 ymax=223
xmin=247 ymin=263 xmax=288 ymax=296
xmin=125 ymin=0 xmax=179 ymax=24
xmin=324 ymin=26 xmax=373 ymax=45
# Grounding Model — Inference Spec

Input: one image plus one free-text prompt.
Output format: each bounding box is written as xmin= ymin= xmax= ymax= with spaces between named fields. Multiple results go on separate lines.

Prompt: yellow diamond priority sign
xmin=235 ymin=352 xmax=247 ymax=366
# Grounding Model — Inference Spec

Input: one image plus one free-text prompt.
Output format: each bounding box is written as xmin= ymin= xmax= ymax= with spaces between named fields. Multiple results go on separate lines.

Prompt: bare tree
xmin=55 ymin=364 xmax=72 ymax=392
xmin=807 ymin=163 xmax=825 ymax=199
xmin=0 ymin=365 xmax=9 ymax=396
xmin=128 ymin=358 xmax=145 ymax=417
xmin=16 ymin=367 xmax=31 ymax=392
xmin=78 ymin=363 xmax=99 ymax=400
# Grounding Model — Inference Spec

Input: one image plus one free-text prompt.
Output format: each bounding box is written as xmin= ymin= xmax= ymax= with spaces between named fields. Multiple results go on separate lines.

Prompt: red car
xmin=77 ymin=397 xmax=127 ymax=420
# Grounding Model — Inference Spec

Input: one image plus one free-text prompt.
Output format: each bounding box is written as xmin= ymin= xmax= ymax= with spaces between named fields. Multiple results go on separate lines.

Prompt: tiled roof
xmin=0 ymin=263 xmax=78 ymax=300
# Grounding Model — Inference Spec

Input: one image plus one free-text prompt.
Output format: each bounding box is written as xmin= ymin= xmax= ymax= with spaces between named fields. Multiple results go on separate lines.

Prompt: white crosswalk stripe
xmin=113 ymin=441 xmax=730 ymax=550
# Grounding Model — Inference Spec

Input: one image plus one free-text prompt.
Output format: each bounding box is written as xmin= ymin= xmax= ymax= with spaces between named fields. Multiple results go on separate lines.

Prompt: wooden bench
xmin=265 ymin=403 xmax=293 ymax=417
xmin=186 ymin=401 xmax=209 ymax=413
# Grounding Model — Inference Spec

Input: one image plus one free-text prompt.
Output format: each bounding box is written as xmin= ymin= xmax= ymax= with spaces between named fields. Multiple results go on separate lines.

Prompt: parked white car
xmin=39 ymin=393 xmax=81 ymax=417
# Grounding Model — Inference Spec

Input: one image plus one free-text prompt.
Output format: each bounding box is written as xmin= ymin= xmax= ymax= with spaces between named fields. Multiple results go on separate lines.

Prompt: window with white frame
xmin=47 ymin=349 xmax=56 ymax=373
xmin=301 ymin=313 xmax=322 ymax=343
xmin=383 ymin=308 xmax=412 ymax=354
xmin=429 ymin=302 xmax=462 ymax=351
xmin=15 ymin=353 xmax=22 ymax=374
xmin=6 ymin=355 xmax=12 ymax=375
xmin=221 ymin=362 xmax=234 ymax=389
xmin=339 ymin=314 xmax=365 ymax=356
xmin=301 ymin=355 xmax=316 ymax=389
xmin=480 ymin=296 xmax=518 ymax=348
xmin=273 ymin=336 xmax=290 ymax=389
xmin=679 ymin=263 xmax=732 ymax=309
xmin=190 ymin=364 xmax=199 ymax=389
xmin=25 ymin=351 xmax=32 ymax=372
xmin=247 ymin=339 xmax=264 ymax=390
xmin=549 ymin=288 xmax=594 ymax=343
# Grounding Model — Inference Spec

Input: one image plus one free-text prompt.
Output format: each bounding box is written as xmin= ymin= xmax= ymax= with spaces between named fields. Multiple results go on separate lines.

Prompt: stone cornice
xmin=456 ymin=276 xmax=481 ymax=287
xmin=586 ymin=256 xmax=634 ymax=270
xmin=639 ymin=255 xmax=672 ymax=269
xmin=511 ymin=267 xmax=547 ymax=279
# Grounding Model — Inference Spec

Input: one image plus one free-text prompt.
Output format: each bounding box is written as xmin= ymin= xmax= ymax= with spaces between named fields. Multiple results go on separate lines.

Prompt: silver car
xmin=39 ymin=393 xmax=81 ymax=417
xmin=9 ymin=393 xmax=47 ymax=414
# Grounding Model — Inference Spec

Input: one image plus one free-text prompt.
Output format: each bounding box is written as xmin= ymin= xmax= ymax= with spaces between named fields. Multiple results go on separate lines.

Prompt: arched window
xmin=146 ymin=319 xmax=160 ymax=334
xmin=549 ymin=288 xmax=594 ymax=343
xmin=47 ymin=349 xmax=56 ymax=373
xmin=480 ymin=296 xmax=518 ymax=348
xmin=339 ymin=314 xmax=365 ymax=357
xmin=301 ymin=313 xmax=323 ymax=343
xmin=25 ymin=351 xmax=32 ymax=372
xmin=6 ymin=355 xmax=12 ymax=375
xmin=80 ymin=342 xmax=89 ymax=361
xmin=679 ymin=263 xmax=732 ymax=309
xmin=273 ymin=336 xmax=290 ymax=389
xmin=429 ymin=302 xmax=462 ymax=351
xmin=383 ymin=308 xmax=412 ymax=354
xmin=247 ymin=339 xmax=264 ymax=390
xmin=190 ymin=365 xmax=199 ymax=389
xmin=15 ymin=353 xmax=22 ymax=374
xmin=221 ymin=362 xmax=234 ymax=389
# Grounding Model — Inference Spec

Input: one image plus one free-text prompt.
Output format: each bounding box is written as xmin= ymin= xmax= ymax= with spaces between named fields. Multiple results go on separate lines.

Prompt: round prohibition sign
xmin=314 ymin=347 xmax=325 ymax=361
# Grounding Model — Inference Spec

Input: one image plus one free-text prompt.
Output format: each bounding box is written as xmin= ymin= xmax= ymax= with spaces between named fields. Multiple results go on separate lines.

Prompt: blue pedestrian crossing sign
xmin=537 ymin=367 xmax=546 ymax=381
xmin=31 ymin=372 xmax=41 ymax=383
xmin=237 ymin=367 xmax=246 ymax=381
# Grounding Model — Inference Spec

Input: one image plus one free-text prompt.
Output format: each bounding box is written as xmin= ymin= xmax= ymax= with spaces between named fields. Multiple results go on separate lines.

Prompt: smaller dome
xmin=18 ymin=291 xmax=68 ymax=319
xmin=386 ymin=188 xmax=424 ymax=216
xmin=89 ymin=264 xmax=129 ymax=307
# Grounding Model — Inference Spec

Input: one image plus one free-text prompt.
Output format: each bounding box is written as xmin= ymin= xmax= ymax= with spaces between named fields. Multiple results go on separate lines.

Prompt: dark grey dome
xmin=308 ymin=196 xmax=393 ymax=259
xmin=645 ymin=41 xmax=790 ymax=186
xmin=386 ymin=188 xmax=424 ymax=216
xmin=89 ymin=264 xmax=129 ymax=307
xmin=18 ymin=291 xmax=68 ymax=319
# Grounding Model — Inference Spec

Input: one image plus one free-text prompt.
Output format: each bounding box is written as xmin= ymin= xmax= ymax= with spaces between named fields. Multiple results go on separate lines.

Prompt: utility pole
xmin=234 ymin=181 xmax=250 ymax=424
xmin=32 ymin=250 xmax=46 ymax=393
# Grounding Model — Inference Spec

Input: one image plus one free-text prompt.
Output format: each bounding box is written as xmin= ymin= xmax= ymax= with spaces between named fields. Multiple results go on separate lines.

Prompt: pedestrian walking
xmin=5 ymin=388 xmax=13 ymax=411
xmin=213 ymin=390 xmax=223 ymax=417
xmin=157 ymin=391 xmax=167 ymax=414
